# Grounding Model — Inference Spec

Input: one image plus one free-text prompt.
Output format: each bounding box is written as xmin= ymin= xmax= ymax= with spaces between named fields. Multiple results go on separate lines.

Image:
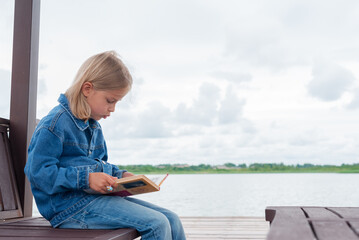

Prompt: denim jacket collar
xmin=58 ymin=94 xmax=100 ymax=131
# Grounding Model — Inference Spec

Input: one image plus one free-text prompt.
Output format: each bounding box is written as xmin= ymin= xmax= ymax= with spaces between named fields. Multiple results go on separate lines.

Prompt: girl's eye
xmin=107 ymin=99 xmax=115 ymax=104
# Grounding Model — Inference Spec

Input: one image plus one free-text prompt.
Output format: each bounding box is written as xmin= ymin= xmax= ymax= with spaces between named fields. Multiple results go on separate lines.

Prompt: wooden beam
xmin=10 ymin=0 xmax=40 ymax=217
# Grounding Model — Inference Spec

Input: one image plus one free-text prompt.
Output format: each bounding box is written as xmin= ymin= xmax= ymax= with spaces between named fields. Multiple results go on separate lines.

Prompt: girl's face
xmin=82 ymin=82 xmax=129 ymax=121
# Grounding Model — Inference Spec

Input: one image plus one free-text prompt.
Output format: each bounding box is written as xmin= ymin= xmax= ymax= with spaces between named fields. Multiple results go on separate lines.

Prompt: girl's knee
xmin=165 ymin=210 xmax=182 ymax=226
xmin=152 ymin=212 xmax=171 ymax=231
xmin=141 ymin=212 xmax=171 ymax=240
xmin=160 ymin=210 xmax=186 ymax=240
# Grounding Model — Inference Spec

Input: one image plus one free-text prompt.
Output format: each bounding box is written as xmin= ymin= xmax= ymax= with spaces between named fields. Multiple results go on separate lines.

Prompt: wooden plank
xmin=10 ymin=0 xmax=40 ymax=217
xmin=0 ymin=227 xmax=137 ymax=238
xmin=2 ymin=217 xmax=51 ymax=226
xmin=0 ymin=216 xmax=140 ymax=240
xmin=93 ymin=229 xmax=140 ymax=240
xmin=0 ymin=131 xmax=17 ymax=210
xmin=0 ymin=210 xmax=22 ymax=220
xmin=185 ymin=234 xmax=267 ymax=239
xmin=312 ymin=220 xmax=358 ymax=240
xmin=0 ymin=190 xmax=3 ymax=211
xmin=0 ymin=238 xmax=82 ymax=240
xmin=181 ymin=216 xmax=265 ymax=222
xmin=265 ymin=207 xmax=359 ymax=240
xmin=184 ymin=230 xmax=269 ymax=235
xmin=185 ymin=235 xmax=267 ymax=239
xmin=0 ymin=228 xmax=101 ymax=237
xmin=348 ymin=220 xmax=359 ymax=235
xmin=328 ymin=207 xmax=359 ymax=219
xmin=0 ymin=118 xmax=10 ymax=126
xmin=265 ymin=208 xmax=277 ymax=223
xmin=302 ymin=207 xmax=341 ymax=219
xmin=182 ymin=223 xmax=268 ymax=229
xmin=0 ymin=125 xmax=10 ymax=214
xmin=182 ymin=221 xmax=267 ymax=226
xmin=265 ymin=207 xmax=315 ymax=240
xmin=0 ymin=123 xmax=22 ymax=220
xmin=181 ymin=217 xmax=269 ymax=240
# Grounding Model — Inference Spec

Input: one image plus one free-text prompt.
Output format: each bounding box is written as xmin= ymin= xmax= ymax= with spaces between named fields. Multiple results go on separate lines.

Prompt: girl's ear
xmin=82 ymin=82 xmax=93 ymax=97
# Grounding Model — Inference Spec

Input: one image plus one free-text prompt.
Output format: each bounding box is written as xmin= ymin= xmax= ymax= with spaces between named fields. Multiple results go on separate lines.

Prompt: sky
xmin=1 ymin=0 xmax=359 ymax=166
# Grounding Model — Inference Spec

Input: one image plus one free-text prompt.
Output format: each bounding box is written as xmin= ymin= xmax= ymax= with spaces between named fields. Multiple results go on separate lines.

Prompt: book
xmin=108 ymin=174 xmax=168 ymax=197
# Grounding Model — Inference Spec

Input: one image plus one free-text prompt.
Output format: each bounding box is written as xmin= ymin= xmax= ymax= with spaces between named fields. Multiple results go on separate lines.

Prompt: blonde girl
xmin=25 ymin=51 xmax=186 ymax=240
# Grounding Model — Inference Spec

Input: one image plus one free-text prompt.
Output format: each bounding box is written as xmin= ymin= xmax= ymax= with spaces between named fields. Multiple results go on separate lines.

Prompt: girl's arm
xmin=25 ymin=128 xmax=92 ymax=195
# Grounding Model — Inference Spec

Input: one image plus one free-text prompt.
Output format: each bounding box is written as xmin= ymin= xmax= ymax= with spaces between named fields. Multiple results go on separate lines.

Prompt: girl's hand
xmin=89 ymin=172 xmax=117 ymax=194
xmin=123 ymin=172 xmax=135 ymax=178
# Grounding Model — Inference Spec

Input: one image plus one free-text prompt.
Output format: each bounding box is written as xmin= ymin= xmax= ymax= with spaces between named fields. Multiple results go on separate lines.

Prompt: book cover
xmin=108 ymin=174 xmax=168 ymax=197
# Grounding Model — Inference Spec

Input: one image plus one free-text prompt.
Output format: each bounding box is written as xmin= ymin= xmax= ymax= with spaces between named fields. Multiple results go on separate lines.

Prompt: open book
xmin=107 ymin=174 xmax=168 ymax=197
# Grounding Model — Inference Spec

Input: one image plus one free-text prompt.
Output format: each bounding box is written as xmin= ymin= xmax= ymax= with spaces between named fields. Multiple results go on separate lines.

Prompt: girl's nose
xmin=109 ymin=104 xmax=116 ymax=112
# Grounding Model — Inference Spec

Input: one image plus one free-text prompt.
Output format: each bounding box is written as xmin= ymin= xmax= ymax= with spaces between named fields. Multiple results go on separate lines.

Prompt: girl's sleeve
xmin=111 ymin=164 xmax=127 ymax=178
xmin=25 ymin=127 xmax=90 ymax=195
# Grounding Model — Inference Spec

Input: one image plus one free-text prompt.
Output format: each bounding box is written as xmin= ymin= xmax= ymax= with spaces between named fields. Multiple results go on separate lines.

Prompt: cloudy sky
xmin=1 ymin=0 xmax=359 ymax=166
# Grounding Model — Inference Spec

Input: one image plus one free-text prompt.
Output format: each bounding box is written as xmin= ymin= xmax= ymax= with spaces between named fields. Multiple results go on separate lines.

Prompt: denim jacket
xmin=25 ymin=94 xmax=126 ymax=227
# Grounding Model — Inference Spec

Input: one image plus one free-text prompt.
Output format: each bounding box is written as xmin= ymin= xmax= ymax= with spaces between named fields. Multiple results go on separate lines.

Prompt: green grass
xmin=117 ymin=163 xmax=359 ymax=174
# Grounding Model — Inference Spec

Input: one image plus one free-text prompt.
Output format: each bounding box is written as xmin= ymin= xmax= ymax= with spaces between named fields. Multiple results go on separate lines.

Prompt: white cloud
xmin=223 ymin=0 xmax=359 ymax=71
xmin=37 ymin=78 xmax=47 ymax=96
xmin=175 ymin=82 xmax=221 ymax=126
xmin=307 ymin=61 xmax=355 ymax=101
xmin=347 ymin=88 xmax=359 ymax=109
xmin=0 ymin=69 xmax=11 ymax=118
xmin=218 ymin=86 xmax=245 ymax=124
xmin=0 ymin=0 xmax=14 ymax=70
xmin=130 ymin=102 xmax=172 ymax=138
xmin=212 ymin=70 xmax=252 ymax=85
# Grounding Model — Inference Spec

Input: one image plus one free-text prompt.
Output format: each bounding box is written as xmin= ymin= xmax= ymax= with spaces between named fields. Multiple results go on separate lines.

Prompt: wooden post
xmin=10 ymin=0 xmax=40 ymax=217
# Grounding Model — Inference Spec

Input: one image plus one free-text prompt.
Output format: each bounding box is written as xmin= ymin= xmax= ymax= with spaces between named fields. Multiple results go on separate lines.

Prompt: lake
xmin=33 ymin=173 xmax=359 ymax=217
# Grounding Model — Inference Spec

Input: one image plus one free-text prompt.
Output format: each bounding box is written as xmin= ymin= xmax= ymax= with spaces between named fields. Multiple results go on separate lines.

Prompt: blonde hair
xmin=65 ymin=51 xmax=132 ymax=120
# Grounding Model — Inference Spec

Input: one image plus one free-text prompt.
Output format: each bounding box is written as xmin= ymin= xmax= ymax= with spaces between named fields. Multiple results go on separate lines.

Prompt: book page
xmin=149 ymin=174 xmax=168 ymax=186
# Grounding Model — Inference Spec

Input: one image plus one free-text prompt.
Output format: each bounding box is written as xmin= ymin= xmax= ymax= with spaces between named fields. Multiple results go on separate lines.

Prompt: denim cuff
xmin=114 ymin=170 xmax=127 ymax=179
xmin=78 ymin=167 xmax=90 ymax=189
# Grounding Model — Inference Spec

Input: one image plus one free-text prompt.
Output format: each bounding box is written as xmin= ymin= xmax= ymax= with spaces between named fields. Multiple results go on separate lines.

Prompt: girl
xmin=25 ymin=51 xmax=186 ymax=240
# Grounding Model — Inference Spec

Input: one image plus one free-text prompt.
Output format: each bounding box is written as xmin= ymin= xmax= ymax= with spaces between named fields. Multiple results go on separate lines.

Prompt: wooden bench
xmin=0 ymin=217 xmax=139 ymax=240
xmin=265 ymin=206 xmax=359 ymax=240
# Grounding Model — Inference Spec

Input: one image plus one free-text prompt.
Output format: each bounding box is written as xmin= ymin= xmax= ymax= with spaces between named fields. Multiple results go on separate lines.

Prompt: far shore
xmin=117 ymin=163 xmax=359 ymax=175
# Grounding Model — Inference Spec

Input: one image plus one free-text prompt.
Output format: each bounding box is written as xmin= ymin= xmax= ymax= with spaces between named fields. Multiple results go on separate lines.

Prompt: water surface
xmin=33 ymin=173 xmax=359 ymax=217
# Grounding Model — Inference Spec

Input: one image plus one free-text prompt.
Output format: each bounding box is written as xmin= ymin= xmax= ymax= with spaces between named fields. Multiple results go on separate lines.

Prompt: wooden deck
xmin=181 ymin=216 xmax=269 ymax=240
xmin=265 ymin=206 xmax=359 ymax=240
xmin=1 ymin=216 xmax=269 ymax=240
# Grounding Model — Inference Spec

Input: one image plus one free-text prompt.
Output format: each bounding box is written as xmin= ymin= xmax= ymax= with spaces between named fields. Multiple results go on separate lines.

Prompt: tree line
xmin=117 ymin=163 xmax=359 ymax=174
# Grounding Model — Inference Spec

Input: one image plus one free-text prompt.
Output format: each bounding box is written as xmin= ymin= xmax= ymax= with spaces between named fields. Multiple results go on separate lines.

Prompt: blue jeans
xmin=58 ymin=196 xmax=186 ymax=240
